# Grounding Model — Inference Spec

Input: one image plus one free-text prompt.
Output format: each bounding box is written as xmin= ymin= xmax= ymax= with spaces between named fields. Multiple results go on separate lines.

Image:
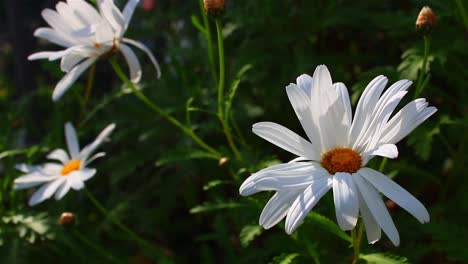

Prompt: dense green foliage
xmin=0 ymin=0 xmax=467 ymax=263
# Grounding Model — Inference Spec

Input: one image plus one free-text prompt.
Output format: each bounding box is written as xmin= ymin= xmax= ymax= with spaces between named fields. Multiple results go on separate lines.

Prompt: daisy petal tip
xmin=239 ymin=181 xmax=254 ymax=196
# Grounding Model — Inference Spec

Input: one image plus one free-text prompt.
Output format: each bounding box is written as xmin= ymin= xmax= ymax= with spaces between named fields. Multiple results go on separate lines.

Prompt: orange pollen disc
xmin=61 ymin=160 xmax=81 ymax=176
xmin=321 ymin=148 xmax=362 ymax=175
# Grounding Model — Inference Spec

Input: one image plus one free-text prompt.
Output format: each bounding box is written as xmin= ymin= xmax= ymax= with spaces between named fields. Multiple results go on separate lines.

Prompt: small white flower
xmin=239 ymin=65 xmax=437 ymax=246
xmin=29 ymin=0 xmax=161 ymax=101
xmin=14 ymin=122 xmax=115 ymax=206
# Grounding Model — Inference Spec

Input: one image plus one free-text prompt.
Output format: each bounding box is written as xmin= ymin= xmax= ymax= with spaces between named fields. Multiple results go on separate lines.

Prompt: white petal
xmin=53 ymin=57 xmax=96 ymax=101
xmin=123 ymin=38 xmax=161 ymax=78
xmin=28 ymin=51 xmax=66 ymax=61
xmin=353 ymin=173 xmax=400 ymax=246
xmin=33 ymin=27 xmax=74 ymax=47
xmin=65 ymin=122 xmax=80 ymax=159
xmin=14 ymin=174 xmax=57 ymax=190
xmin=296 ymin=74 xmax=313 ymax=96
xmin=84 ymin=152 xmax=106 ymax=166
xmin=66 ymin=172 xmax=85 ymax=190
xmin=47 ymin=149 xmax=70 ymax=164
xmin=54 ymin=182 xmax=71 ymax=200
xmin=78 ymin=168 xmax=97 ymax=181
xmin=333 ymin=173 xmax=359 ymax=230
xmin=286 ymin=82 xmax=321 ymax=151
xmin=15 ymin=164 xmax=39 ymax=173
xmin=359 ymin=168 xmax=430 ymax=224
xmin=120 ymin=44 xmax=142 ymax=83
xmin=355 ymin=186 xmax=381 ymax=244
xmin=285 ymin=177 xmax=333 ymax=234
xmin=123 ymin=0 xmax=140 ymax=28
xmin=362 ymin=144 xmax=398 ymax=165
xmin=252 ymin=122 xmax=320 ymax=161
xmin=98 ymin=0 xmax=125 ymax=36
xmin=28 ymin=178 xmax=66 ymax=206
xmin=67 ymin=0 xmax=102 ymax=26
xmin=239 ymin=162 xmax=328 ymax=196
xmin=334 ymin=82 xmax=352 ymax=127
xmin=259 ymin=189 xmax=303 ymax=229
xmin=78 ymin=123 xmax=116 ymax=162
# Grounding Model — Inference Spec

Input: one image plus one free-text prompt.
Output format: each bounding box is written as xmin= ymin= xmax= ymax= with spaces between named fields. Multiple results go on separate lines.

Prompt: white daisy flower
xmin=28 ymin=0 xmax=161 ymax=101
xmin=14 ymin=122 xmax=115 ymax=206
xmin=239 ymin=65 xmax=437 ymax=246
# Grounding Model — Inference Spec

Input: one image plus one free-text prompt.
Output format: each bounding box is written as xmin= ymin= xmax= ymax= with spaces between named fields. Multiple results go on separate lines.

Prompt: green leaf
xmin=191 ymin=15 xmax=207 ymax=34
xmin=225 ymin=64 xmax=252 ymax=117
xmin=305 ymin=212 xmax=352 ymax=242
xmin=270 ymin=253 xmax=300 ymax=264
xmin=239 ymin=225 xmax=263 ymax=247
xmin=156 ymin=149 xmax=219 ymax=166
xmin=360 ymin=253 xmax=409 ymax=264
xmin=203 ymin=180 xmax=229 ymax=191
xmin=190 ymin=200 xmax=244 ymax=214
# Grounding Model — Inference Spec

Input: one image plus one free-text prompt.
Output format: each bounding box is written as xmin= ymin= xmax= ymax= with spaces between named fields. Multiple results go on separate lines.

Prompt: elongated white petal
xmin=296 ymin=73 xmax=313 ymax=96
xmin=239 ymin=162 xmax=328 ymax=196
xmin=334 ymin=82 xmax=352 ymax=128
xmin=85 ymin=152 xmax=106 ymax=166
xmin=14 ymin=174 xmax=57 ymax=190
xmin=354 ymin=173 xmax=400 ymax=246
xmin=67 ymin=0 xmax=102 ymax=26
xmin=252 ymin=122 xmax=320 ymax=161
xmin=65 ymin=122 xmax=80 ymax=159
xmin=47 ymin=149 xmax=70 ymax=164
xmin=53 ymin=57 xmax=96 ymax=101
xmin=98 ymin=0 xmax=125 ymax=36
xmin=67 ymin=172 xmax=85 ymax=190
xmin=34 ymin=27 xmax=74 ymax=47
xmin=123 ymin=0 xmax=139 ymax=28
xmin=259 ymin=189 xmax=303 ymax=229
xmin=28 ymin=178 xmax=66 ymax=206
xmin=78 ymin=168 xmax=97 ymax=181
xmin=362 ymin=144 xmax=398 ymax=165
xmin=123 ymin=38 xmax=161 ymax=78
xmin=78 ymin=123 xmax=116 ymax=162
xmin=15 ymin=164 xmax=40 ymax=173
xmin=359 ymin=168 xmax=430 ymax=223
xmin=54 ymin=182 xmax=71 ymax=200
xmin=120 ymin=44 xmax=142 ymax=83
xmin=333 ymin=173 xmax=359 ymax=230
xmin=285 ymin=177 xmax=333 ymax=234
xmin=286 ymin=83 xmax=321 ymax=151
xmin=28 ymin=51 xmax=66 ymax=61
xmin=355 ymin=185 xmax=381 ymax=244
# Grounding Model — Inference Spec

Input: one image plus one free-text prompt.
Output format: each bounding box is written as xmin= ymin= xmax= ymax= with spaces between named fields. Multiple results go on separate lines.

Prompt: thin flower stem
xmin=456 ymin=0 xmax=468 ymax=29
xmin=378 ymin=157 xmax=388 ymax=172
xmin=83 ymin=188 xmax=166 ymax=259
xmin=215 ymin=19 xmax=243 ymax=161
xmin=71 ymin=229 xmax=124 ymax=264
xmin=351 ymin=219 xmax=364 ymax=264
xmin=414 ymin=36 xmax=431 ymax=99
xmin=83 ymin=63 xmax=97 ymax=113
xmin=109 ymin=59 xmax=222 ymax=158
xmin=199 ymin=0 xmax=218 ymax=86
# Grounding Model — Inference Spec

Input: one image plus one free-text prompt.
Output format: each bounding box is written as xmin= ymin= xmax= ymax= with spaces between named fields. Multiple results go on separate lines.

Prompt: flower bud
xmin=59 ymin=212 xmax=76 ymax=228
xmin=416 ymin=6 xmax=436 ymax=35
xmin=204 ymin=0 xmax=225 ymax=17
xmin=218 ymin=157 xmax=230 ymax=166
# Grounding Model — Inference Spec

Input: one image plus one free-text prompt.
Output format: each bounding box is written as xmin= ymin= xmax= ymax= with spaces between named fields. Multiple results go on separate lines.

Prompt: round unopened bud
xmin=416 ymin=6 xmax=436 ymax=35
xmin=204 ymin=0 xmax=225 ymax=17
xmin=59 ymin=212 xmax=76 ymax=228
xmin=218 ymin=157 xmax=230 ymax=166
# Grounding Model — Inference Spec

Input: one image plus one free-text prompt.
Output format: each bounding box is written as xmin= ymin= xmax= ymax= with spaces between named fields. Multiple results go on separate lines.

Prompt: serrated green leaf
xmin=239 ymin=225 xmax=263 ymax=247
xmin=305 ymin=212 xmax=351 ymax=242
xmin=270 ymin=253 xmax=300 ymax=264
xmin=225 ymin=64 xmax=252 ymax=117
xmin=190 ymin=201 xmax=244 ymax=214
xmin=360 ymin=253 xmax=409 ymax=264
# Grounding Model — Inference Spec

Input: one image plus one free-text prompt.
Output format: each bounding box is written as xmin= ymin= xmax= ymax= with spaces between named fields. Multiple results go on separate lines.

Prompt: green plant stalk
xmin=414 ymin=36 xmax=431 ymax=99
xmin=84 ymin=188 xmax=165 ymax=259
xmin=351 ymin=219 xmax=364 ymax=264
xmin=456 ymin=0 xmax=468 ymax=29
xmin=109 ymin=59 xmax=221 ymax=158
xmin=215 ymin=19 xmax=243 ymax=161
xmin=83 ymin=63 xmax=97 ymax=114
xmin=72 ymin=229 xmax=124 ymax=264
xmin=199 ymin=0 xmax=218 ymax=85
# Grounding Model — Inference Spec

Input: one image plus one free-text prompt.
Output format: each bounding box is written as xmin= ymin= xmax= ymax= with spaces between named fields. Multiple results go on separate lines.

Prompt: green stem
xmin=83 ymin=63 xmax=97 ymax=114
xmin=199 ymin=0 xmax=218 ymax=86
xmin=414 ymin=36 xmax=431 ymax=99
xmin=378 ymin=157 xmax=388 ymax=172
xmin=84 ymin=188 xmax=165 ymax=259
xmin=456 ymin=0 xmax=468 ymax=29
xmin=72 ymin=229 xmax=124 ymax=264
xmin=215 ymin=19 xmax=243 ymax=161
xmin=109 ymin=59 xmax=221 ymax=158
xmin=351 ymin=219 xmax=364 ymax=264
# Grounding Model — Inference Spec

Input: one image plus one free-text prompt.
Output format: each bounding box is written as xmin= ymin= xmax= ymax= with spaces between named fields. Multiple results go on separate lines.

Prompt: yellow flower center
xmin=61 ymin=160 xmax=81 ymax=176
xmin=321 ymin=148 xmax=362 ymax=175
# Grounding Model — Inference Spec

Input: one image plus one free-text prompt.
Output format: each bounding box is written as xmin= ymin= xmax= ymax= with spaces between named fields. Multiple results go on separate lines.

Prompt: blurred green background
xmin=0 ymin=0 xmax=467 ymax=263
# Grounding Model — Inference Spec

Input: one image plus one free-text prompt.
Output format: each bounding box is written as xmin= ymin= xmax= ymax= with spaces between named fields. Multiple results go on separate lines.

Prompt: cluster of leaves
xmin=0 ymin=0 xmax=467 ymax=263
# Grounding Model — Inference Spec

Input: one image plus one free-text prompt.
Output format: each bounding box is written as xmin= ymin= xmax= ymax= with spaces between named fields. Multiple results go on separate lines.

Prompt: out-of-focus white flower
xmin=29 ymin=0 xmax=161 ymax=101
xmin=239 ymin=65 xmax=437 ymax=246
xmin=14 ymin=122 xmax=115 ymax=206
